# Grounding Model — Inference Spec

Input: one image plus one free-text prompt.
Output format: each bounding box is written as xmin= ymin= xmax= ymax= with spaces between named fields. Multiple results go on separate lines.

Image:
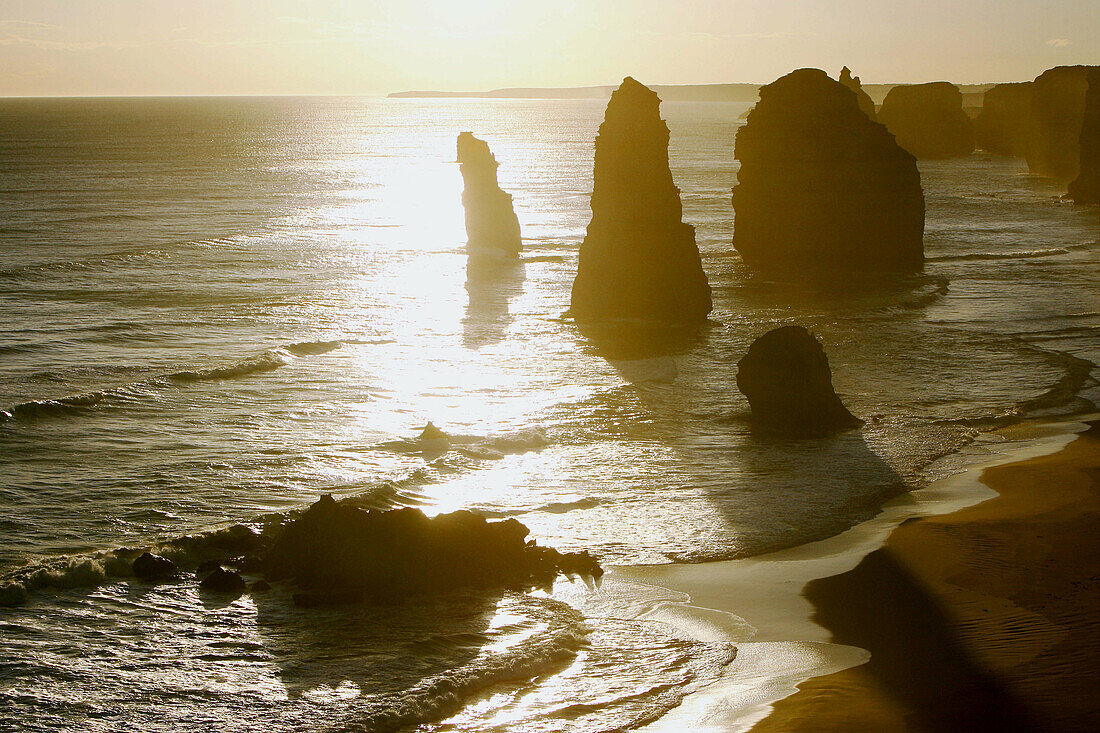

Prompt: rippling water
xmin=1 ymin=96 xmax=1097 ymax=731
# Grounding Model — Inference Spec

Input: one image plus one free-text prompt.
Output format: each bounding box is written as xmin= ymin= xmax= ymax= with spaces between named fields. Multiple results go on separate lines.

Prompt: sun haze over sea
xmin=0 ymin=0 xmax=1097 ymax=96
xmin=1 ymin=2 xmax=1099 ymax=732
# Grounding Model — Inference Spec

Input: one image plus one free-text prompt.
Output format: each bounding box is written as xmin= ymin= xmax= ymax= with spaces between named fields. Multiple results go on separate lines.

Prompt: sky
xmin=0 ymin=0 xmax=1097 ymax=96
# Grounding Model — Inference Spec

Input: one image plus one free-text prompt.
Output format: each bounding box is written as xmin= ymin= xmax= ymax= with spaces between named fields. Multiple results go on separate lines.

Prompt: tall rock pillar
xmin=570 ymin=77 xmax=712 ymax=322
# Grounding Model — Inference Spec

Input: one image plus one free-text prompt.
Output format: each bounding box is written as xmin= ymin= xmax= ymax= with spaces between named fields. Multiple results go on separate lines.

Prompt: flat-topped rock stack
xmin=975 ymin=82 xmax=1033 ymax=156
xmin=570 ymin=77 xmax=712 ymax=323
xmin=1026 ymin=66 xmax=1096 ymax=180
xmin=877 ymin=82 xmax=975 ymax=159
xmin=732 ymin=68 xmax=925 ymax=277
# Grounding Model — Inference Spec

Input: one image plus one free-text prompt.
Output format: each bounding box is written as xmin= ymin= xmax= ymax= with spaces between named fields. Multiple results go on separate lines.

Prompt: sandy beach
xmin=752 ymin=419 xmax=1100 ymax=732
xmin=596 ymin=420 xmax=1100 ymax=732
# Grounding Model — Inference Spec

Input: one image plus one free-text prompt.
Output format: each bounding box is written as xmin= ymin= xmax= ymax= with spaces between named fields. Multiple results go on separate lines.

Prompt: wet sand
xmin=754 ymin=421 xmax=1100 ymax=732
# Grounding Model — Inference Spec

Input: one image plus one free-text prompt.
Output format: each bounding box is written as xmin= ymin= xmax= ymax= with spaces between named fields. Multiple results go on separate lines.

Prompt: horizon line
xmin=0 ymin=77 xmax=1030 ymax=102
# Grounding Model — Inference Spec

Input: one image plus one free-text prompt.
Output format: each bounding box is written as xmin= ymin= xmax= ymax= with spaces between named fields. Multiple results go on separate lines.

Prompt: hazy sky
xmin=1 ymin=0 xmax=1097 ymax=96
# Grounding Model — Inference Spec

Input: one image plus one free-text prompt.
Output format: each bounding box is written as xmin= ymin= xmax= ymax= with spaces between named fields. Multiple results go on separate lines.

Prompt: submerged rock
xmin=418 ymin=421 xmax=448 ymax=441
xmin=877 ymin=82 xmax=975 ymax=159
xmin=975 ymin=82 xmax=1033 ymax=156
xmin=261 ymin=495 xmax=602 ymax=603
xmin=570 ymin=77 xmax=711 ymax=323
xmin=1027 ymin=65 xmax=1095 ymax=179
xmin=736 ymin=326 xmax=863 ymax=437
xmin=199 ymin=567 xmax=247 ymax=594
xmin=196 ymin=559 xmax=223 ymax=575
xmin=132 ymin=552 xmax=178 ymax=580
xmin=1068 ymin=69 xmax=1100 ymax=205
xmin=0 ymin=582 xmax=27 ymax=607
xmin=732 ymin=68 xmax=924 ymax=276
xmin=292 ymin=588 xmax=365 ymax=607
xmin=157 ymin=523 xmax=260 ymax=564
xmin=840 ymin=66 xmax=876 ymax=119
xmin=457 ymin=132 xmax=521 ymax=257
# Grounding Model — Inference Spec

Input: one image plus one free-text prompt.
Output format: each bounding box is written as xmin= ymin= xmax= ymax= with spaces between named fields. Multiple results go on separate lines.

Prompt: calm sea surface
xmin=0 ymin=96 xmax=1097 ymax=731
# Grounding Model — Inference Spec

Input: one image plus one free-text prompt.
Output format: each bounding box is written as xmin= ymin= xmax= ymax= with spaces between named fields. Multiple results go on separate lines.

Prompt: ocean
xmin=0 ymin=96 xmax=1097 ymax=731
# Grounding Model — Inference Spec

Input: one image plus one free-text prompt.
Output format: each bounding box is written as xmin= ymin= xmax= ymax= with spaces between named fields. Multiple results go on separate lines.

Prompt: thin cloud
xmin=633 ymin=29 xmax=818 ymax=42
xmin=1046 ymin=38 xmax=1072 ymax=47
xmin=729 ymin=31 xmax=818 ymax=39
xmin=0 ymin=20 xmax=59 ymax=30
xmin=0 ymin=16 xmax=363 ymax=51
xmin=0 ymin=30 xmax=337 ymax=52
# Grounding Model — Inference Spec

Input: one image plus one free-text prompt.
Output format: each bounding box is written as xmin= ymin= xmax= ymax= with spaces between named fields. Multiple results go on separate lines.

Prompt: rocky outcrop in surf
xmin=458 ymin=132 xmax=521 ymax=257
xmin=199 ymin=567 xmax=247 ymax=594
xmin=260 ymin=495 xmax=602 ymax=605
xmin=732 ymin=68 xmax=924 ymax=276
xmin=569 ymin=77 xmax=712 ymax=323
xmin=877 ymin=82 xmax=975 ymax=159
xmin=132 ymin=552 xmax=178 ymax=580
xmin=1068 ymin=69 xmax=1100 ymax=205
xmin=1026 ymin=66 xmax=1095 ymax=179
xmin=975 ymin=82 xmax=1033 ymax=156
xmin=839 ymin=66 xmax=876 ymax=120
xmin=736 ymin=326 xmax=863 ymax=437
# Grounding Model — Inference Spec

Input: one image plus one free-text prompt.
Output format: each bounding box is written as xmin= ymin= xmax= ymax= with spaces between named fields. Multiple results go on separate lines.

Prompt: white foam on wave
xmin=375 ymin=426 xmax=550 ymax=460
xmin=0 ymin=339 xmax=350 ymax=422
xmin=0 ymin=522 xmax=259 ymax=602
xmin=337 ymin=596 xmax=589 ymax=732
xmin=927 ymin=247 xmax=1070 ymax=262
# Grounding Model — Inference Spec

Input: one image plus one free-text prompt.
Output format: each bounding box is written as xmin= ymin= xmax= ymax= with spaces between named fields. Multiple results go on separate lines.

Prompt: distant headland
xmin=388 ymin=82 xmax=996 ymax=105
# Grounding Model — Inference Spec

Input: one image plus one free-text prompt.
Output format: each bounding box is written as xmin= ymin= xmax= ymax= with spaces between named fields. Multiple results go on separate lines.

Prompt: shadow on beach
xmin=803 ymin=548 xmax=1045 ymax=732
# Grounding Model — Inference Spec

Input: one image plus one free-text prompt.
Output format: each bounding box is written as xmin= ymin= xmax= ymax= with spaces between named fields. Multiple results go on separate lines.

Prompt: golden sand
xmin=754 ymin=422 xmax=1100 ymax=732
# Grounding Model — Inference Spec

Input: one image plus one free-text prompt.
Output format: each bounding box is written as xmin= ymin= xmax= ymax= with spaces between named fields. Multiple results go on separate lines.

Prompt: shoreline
xmin=588 ymin=418 xmax=1095 ymax=731
xmin=752 ymin=417 xmax=1100 ymax=732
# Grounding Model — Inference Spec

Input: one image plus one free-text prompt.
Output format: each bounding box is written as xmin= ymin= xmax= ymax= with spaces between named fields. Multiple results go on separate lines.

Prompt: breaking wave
xmin=337 ymin=597 xmax=588 ymax=732
xmin=0 ymin=247 xmax=168 ymax=281
xmin=480 ymin=497 xmax=603 ymax=519
xmin=936 ymin=345 xmax=1098 ymax=428
xmin=0 ymin=340 xmax=348 ymax=422
xmin=927 ymin=248 xmax=1069 ymax=263
xmin=374 ymin=427 xmax=550 ymax=460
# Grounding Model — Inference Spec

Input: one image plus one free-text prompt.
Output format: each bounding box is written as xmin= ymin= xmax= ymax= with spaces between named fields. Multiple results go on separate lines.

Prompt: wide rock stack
xmin=1026 ymin=66 xmax=1096 ymax=179
xmin=736 ymin=326 xmax=863 ymax=437
xmin=570 ymin=77 xmax=712 ymax=322
xmin=1068 ymin=69 xmax=1100 ymax=205
xmin=732 ymin=68 xmax=925 ymax=276
xmin=877 ymin=82 xmax=975 ymax=159
xmin=457 ymin=132 xmax=522 ymax=257
xmin=261 ymin=495 xmax=602 ymax=604
xmin=840 ymin=66 xmax=877 ymax=120
xmin=975 ymin=82 xmax=1034 ymax=156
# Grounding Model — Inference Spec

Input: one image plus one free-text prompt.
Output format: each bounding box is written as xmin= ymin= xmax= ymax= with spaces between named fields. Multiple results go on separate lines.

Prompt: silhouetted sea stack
xmin=1068 ymin=69 xmax=1100 ymax=204
xmin=1026 ymin=66 xmax=1095 ymax=179
xmin=732 ymin=68 xmax=924 ymax=276
xmin=839 ymin=66 xmax=876 ymax=120
xmin=736 ymin=326 xmax=863 ymax=437
xmin=457 ymin=132 xmax=521 ymax=257
xmin=877 ymin=82 xmax=975 ymax=159
xmin=975 ymin=82 xmax=1034 ymax=156
xmin=261 ymin=495 xmax=602 ymax=604
xmin=570 ymin=77 xmax=712 ymax=323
